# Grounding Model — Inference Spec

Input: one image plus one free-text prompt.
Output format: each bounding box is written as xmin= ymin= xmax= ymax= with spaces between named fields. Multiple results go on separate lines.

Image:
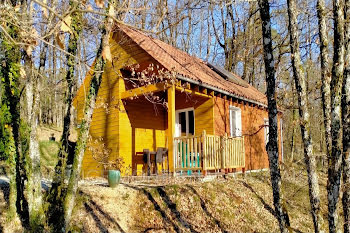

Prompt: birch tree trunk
xmin=342 ymin=1 xmax=350 ymax=232
xmin=286 ymin=0 xmax=324 ymax=231
xmin=62 ymin=2 xmax=115 ymax=230
xmin=317 ymin=0 xmax=332 ymax=159
xmin=258 ymin=1 xmax=290 ymax=232
xmin=328 ymin=1 xmax=345 ymax=232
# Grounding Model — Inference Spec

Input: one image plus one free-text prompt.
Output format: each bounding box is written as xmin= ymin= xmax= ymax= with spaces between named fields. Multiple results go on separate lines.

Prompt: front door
xmin=175 ymin=108 xmax=195 ymax=137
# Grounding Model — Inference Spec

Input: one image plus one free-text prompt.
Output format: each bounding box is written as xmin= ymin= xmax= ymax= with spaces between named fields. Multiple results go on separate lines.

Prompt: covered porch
xmin=120 ymin=82 xmax=245 ymax=176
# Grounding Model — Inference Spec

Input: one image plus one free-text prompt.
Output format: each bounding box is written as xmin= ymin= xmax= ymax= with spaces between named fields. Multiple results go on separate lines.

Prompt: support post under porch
xmin=167 ymin=85 xmax=175 ymax=173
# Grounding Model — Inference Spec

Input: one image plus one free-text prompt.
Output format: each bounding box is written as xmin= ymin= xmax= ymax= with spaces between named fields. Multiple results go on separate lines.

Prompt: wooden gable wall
xmin=74 ymin=30 xmax=161 ymax=177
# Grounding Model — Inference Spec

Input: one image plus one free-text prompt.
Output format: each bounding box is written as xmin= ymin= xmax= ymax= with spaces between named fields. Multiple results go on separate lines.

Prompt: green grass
xmin=39 ymin=140 xmax=59 ymax=177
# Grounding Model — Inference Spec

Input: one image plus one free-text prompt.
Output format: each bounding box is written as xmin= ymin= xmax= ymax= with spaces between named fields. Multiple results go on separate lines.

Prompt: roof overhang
xmin=176 ymin=74 xmax=270 ymax=109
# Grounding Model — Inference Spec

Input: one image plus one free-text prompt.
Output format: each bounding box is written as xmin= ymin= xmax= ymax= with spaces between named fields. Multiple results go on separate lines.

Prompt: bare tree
xmin=342 ymin=1 xmax=350 ymax=232
xmin=317 ymin=0 xmax=331 ymax=158
xmin=328 ymin=0 xmax=345 ymax=232
xmin=258 ymin=0 xmax=290 ymax=232
xmin=287 ymin=0 xmax=324 ymax=231
xmin=62 ymin=1 xmax=116 ymax=230
xmin=210 ymin=0 xmax=237 ymax=72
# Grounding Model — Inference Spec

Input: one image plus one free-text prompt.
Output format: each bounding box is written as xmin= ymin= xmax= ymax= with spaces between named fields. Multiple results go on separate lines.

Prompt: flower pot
xmin=108 ymin=169 xmax=121 ymax=188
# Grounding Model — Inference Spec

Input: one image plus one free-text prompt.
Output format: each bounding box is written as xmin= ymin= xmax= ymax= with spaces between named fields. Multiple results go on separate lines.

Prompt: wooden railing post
xmin=242 ymin=136 xmax=245 ymax=168
xmin=220 ymin=133 xmax=226 ymax=173
xmin=202 ymin=130 xmax=207 ymax=176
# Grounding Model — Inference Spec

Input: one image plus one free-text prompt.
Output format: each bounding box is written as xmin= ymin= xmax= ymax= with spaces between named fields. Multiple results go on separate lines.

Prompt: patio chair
xmin=156 ymin=147 xmax=169 ymax=174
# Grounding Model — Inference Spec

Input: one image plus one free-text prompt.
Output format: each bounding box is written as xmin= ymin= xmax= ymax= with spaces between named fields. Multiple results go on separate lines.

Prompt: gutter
xmin=176 ymin=74 xmax=269 ymax=109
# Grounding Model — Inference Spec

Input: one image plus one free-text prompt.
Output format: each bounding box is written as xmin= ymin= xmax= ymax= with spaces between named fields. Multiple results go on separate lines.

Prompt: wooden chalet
xmin=73 ymin=24 xmax=283 ymax=178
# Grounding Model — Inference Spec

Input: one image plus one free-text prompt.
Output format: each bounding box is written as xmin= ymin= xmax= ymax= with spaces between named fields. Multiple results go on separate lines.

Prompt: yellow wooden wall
xmin=74 ymin=31 xmax=160 ymax=177
xmin=174 ymin=91 xmax=214 ymax=135
xmin=122 ymin=96 xmax=167 ymax=175
xmin=74 ymin=30 xmax=221 ymax=177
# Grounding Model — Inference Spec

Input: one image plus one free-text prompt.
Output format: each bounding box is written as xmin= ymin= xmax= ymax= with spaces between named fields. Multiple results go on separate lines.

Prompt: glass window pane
xmin=180 ymin=112 xmax=186 ymax=133
xmin=188 ymin=110 xmax=194 ymax=134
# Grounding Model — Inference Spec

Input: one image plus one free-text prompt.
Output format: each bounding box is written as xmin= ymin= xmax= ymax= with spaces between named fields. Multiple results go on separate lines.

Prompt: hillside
xmin=69 ymin=164 xmax=330 ymax=232
xmin=0 ymin=162 xmax=333 ymax=232
xmin=0 ymin=126 xmax=333 ymax=232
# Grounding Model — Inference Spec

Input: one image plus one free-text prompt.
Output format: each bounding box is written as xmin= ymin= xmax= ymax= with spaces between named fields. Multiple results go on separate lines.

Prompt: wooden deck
xmin=173 ymin=130 xmax=245 ymax=174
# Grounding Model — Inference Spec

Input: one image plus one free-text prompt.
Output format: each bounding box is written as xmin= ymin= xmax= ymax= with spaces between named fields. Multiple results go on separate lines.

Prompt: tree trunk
xmin=46 ymin=3 xmax=83 ymax=229
xmin=328 ymin=1 xmax=345 ymax=232
xmin=6 ymin=130 xmax=17 ymax=218
xmin=258 ymin=1 xmax=290 ymax=232
xmin=62 ymin=2 xmax=115 ymax=230
xmin=286 ymin=0 xmax=324 ymax=231
xmin=21 ymin=0 xmax=51 ymax=228
xmin=342 ymin=1 xmax=350 ymax=232
xmin=1 ymin=14 xmax=28 ymax=224
xmin=23 ymin=53 xmax=44 ymax=230
xmin=317 ymin=0 xmax=331 ymax=163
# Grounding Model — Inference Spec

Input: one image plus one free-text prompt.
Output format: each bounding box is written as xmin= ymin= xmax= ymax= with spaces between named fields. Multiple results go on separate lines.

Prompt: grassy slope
xmin=72 ymin=164 xmax=333 ymax=233
xmin=39 ymin=140 xmax=59 ymax=177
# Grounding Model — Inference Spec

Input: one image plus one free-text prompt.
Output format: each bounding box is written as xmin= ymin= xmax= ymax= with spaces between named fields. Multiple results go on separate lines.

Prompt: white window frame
xmin=264 ymin=118 xmax=269 ymax=145
xmin=229 ymin=106 xmax=242 ymax=137
xmin=175 ymin=107 xmax=195 ymax=137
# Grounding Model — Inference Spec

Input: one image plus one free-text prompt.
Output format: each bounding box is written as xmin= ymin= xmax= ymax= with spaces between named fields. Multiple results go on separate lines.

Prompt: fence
xmin=173 ymin=130 xmax=245 ymax=173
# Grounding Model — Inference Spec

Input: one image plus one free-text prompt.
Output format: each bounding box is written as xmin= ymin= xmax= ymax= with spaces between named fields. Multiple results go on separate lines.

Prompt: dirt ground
xmin=68 ymin=165 xmax=331 ymax=233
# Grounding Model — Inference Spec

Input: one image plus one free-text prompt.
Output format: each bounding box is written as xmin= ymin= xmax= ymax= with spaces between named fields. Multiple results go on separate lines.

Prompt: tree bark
xmin=23 ymin=52 xmax=45 ymax=230
xmin=342 ymin=1 xmax=350 ymax=232
xmin=328 ymin=1 xmax=345 ymax=232
xmin=287 ymin=0 xmax=324 ymax=231
xmin=317 ymin=0 xmax=332 ymax=158
xmin=1 ymin=10 xmax=28 ymax=224
xmin=46 ymin=2 xmax=83 ymax=229
xmin=62 ymin=2 xmax=115 ymax=230
xmin=258 ymin=1 xmax=290 ymax=232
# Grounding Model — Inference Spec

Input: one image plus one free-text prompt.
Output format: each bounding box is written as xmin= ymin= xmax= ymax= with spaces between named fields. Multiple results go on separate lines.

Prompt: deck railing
xmin=173 ymin=130 xmax=245 ymax=173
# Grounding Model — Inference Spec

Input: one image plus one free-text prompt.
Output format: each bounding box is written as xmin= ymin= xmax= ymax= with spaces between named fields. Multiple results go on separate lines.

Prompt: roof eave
xmin=176 ymin=74 xmax=270 ymax=110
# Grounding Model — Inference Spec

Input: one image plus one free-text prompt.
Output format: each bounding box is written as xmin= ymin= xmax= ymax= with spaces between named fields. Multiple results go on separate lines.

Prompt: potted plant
xmin=88 ymin=137 xmax=124 ymax=187
xmin=106 ymin=156 xmax=124 ymax=188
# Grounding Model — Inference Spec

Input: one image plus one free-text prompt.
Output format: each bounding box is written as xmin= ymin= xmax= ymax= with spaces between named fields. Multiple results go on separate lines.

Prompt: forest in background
xmin=0 ymin=0 xmax=329 ymax=159
xmin=0 ymin=0 xmax=349 ymax=232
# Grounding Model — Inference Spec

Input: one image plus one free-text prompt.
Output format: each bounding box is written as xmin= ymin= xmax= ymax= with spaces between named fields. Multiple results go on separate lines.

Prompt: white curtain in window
xmin=230 ymin=106 xmax=242 ymax=137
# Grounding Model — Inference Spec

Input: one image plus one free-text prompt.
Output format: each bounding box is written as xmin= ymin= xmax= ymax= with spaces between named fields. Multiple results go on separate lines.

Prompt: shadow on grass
xmin=186 ymin=185 xmax=228 ymax=233
xmin=81 ymin=191 xmax=125 ymax=233
xmin=84 ymin=202 xmax=109 ymax=233
xmin=241 ymin=181 xmax=303 ymax=233
xmin=240 ymin=181 xmax=276 ymax=217
xmin=156 ymin=187 xmax=199 ymax=233
xmin=124 ymin=184 xmax=181 ymax=232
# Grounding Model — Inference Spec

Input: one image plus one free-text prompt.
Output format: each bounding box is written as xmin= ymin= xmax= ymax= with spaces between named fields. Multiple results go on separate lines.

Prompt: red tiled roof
xmin=116 ymin=24 xmax=267 ymax=105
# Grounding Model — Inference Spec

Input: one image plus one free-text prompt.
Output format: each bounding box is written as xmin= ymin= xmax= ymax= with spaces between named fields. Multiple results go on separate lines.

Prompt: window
xmin=229 ymin=106 xmax=242 ymax=137
xmin=176 ymin=108 xmax=195 ymax=136
xmin=264 ymin=118 xmax=269 ymax=145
